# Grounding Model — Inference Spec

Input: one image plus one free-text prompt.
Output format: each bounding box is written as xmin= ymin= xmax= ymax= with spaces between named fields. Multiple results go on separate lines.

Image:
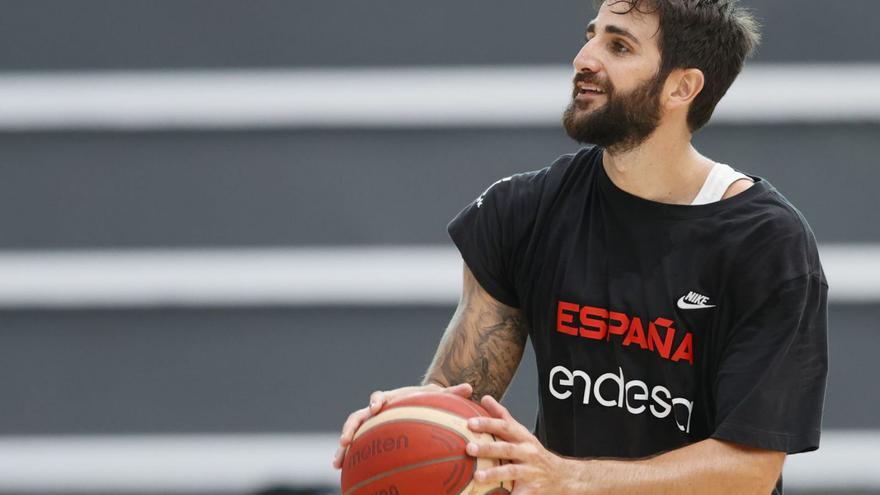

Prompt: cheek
xmin=610 ymin=67 xmax=657 ymax=95
xmin=608 ymin=56 xmax=658 ymax=88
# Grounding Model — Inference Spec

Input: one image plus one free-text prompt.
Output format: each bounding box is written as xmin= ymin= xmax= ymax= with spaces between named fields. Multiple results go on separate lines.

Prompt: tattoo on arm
xmin=422 ymin=264 xmax=528 ymax=401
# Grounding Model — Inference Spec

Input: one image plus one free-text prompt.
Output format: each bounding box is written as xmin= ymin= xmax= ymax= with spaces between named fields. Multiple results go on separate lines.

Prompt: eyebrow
xmin=586 ymin=21 xmax=642 ymax=46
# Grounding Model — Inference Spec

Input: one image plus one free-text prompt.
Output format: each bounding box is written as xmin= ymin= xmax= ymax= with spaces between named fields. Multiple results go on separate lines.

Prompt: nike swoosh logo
xmin=676 ymin=296 xmax=717 ymax=310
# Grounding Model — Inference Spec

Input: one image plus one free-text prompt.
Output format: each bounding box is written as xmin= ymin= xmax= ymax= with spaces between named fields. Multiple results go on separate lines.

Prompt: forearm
xmin=422 ymin=305 xmax=525 ymax=400
xmin=563 ymin=439 xmax=784 ymax=495
xmin=422 ymin=265 xmax=527 ymax=400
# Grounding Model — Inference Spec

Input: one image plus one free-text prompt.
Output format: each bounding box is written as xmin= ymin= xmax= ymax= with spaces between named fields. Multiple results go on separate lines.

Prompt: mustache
xmin=571 ymin=72 xmax=612 ymax=95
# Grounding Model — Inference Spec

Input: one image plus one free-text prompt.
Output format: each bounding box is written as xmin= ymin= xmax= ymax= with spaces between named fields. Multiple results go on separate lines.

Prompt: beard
xmin=562 ymin=70 xmax=666 ymax=154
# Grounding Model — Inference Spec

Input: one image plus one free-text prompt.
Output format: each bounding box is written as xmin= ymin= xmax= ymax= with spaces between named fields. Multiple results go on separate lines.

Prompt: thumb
xmin=445 ymin=382 xmax=473 ymax=398
xmin=369 ymin=390 xmax=389 ymax=414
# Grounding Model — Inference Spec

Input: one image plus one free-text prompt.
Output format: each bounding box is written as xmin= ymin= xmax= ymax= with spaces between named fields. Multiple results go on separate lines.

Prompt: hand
xmin=332 ymin=381 xmax=474 ymax=469
xmin=467 ymin=395 xmax=574 ymax=495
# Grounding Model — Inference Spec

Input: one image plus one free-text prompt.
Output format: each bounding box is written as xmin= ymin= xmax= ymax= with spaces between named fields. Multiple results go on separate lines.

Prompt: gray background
xmin=1 ymin=1 xmax=877 ymax=494
xmin=2 ymin=303 xmax=878 ymax=435
xmin=0 ymin=0 xmax=877 ymax=69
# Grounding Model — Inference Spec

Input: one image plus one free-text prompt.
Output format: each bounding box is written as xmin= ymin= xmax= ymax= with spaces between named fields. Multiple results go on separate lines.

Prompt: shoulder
xmin=511 ymin=148 xmax=587 ymax=186
xmin=750 ymin=181 xmax=814 ymax=239
xmin=511 ymin=147 xmax=597 ymax=189
xmin=721 ymin=177 xmax=755 ymax=200
xmin=730 ymin=179 xmax=826 ymax=286
xmin=476 ymin=148 xmax=589 ymax=209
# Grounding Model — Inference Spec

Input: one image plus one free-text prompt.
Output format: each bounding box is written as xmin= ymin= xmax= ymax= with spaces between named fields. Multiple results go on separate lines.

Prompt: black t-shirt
xmin=447 ymin=146 xmax=828 ymax=495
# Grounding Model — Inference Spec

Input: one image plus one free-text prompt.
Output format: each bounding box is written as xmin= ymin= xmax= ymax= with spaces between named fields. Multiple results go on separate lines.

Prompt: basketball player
xmin=334 ymin=1 xmax=828 ymax=493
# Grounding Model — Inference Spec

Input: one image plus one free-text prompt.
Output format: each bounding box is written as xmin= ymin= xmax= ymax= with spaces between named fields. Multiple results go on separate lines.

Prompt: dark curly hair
xmin=595 ymin=0 xmax=761 ymax=131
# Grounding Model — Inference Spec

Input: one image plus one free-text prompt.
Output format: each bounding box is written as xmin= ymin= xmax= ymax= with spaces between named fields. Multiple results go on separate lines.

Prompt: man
xmin=334 ymin=1 xmax=828 ymax=493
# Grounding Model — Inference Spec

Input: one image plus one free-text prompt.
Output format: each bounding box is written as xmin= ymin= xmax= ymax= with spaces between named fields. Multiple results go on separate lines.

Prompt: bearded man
xmin=335 ymin=1 xmax=828 ymax=493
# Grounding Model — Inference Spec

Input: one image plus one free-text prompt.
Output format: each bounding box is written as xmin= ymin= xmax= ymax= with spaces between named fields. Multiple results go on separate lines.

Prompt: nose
xmin=573 ymin=40 xmax=602 ymax=75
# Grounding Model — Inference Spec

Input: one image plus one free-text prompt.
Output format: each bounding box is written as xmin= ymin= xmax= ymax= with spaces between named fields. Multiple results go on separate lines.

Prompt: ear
xmin=665 ymin=68 xmax=705 ymax=110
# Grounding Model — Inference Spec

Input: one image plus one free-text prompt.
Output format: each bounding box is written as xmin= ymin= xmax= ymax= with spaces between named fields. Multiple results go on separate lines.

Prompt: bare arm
xmin=466 ymin=396 xmax=785 ymax=494
xmin=422 ymin=262 xmax=529 ymax=402
xmin=564 ymin=438 xmax=785 ymax=495
xmin=333 ymin=262 xmax=527 ymax=469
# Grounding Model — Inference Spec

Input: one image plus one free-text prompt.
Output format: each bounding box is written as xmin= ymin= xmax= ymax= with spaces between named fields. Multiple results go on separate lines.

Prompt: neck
xmin=602 ymin=124 xmax=714 ymax=205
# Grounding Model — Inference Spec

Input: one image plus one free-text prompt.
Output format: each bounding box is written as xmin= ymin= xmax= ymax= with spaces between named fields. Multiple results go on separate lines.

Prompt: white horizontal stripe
xmin=0 ymin=434 xmax=338 ymax=493
xmin=0 ymin=64 xmax=877 ymax=130
xmin=0 ymin=430 xmax=875 ymax=492
xmin=819 ymin=244 xmax=880 ymax=304
xmin=0 ymin=247 xmax=462 ymax=308
xmin=0 ymin=244 xmax=873 ymax=307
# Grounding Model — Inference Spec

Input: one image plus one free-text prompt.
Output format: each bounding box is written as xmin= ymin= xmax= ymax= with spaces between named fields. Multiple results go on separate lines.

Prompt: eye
xmin=611 ymin=41 xmax=630 ymax=54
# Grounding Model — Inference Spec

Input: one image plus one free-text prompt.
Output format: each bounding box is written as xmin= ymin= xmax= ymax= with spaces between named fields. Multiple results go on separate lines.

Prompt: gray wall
xmin=0 ymin=124 xmax=875 ymax=249
xmin=1 ymin=303 xmax=877 ymax=435
xmin=0 ymin=3 xmax=876 ymax=494
xmin=0 ymin=0 xmax=878 ymax=69
xmin=1 ymin=1 xmax=876 ymax=434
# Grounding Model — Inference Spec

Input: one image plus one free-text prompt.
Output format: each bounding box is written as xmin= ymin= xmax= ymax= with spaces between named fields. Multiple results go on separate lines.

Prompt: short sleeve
xmin=446 ymin=169 xmax=548 ymax=308
xmin=711 ymin=273 xmax=829 ymax=454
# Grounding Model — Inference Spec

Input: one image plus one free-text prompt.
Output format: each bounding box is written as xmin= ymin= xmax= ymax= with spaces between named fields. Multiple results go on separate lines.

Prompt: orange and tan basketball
xmin=340 ymin=392 xmax=513 ymax=495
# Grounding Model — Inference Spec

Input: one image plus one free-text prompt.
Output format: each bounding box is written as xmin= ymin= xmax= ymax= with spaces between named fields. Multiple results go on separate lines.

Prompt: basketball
xmin=340 ymin=392 xmax=513 ymax=495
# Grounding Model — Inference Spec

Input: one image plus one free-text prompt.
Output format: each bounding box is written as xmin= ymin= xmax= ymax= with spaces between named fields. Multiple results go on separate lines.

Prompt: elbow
xmin=743 ymin=462 xmax=784 ymax=494
xmin=711 ymin=439 xmax=785 ymax=494
xmin=754 ymin=455 xmax=785 ymax=494
xmin=732 ymin=445 xmax=786 ymax=494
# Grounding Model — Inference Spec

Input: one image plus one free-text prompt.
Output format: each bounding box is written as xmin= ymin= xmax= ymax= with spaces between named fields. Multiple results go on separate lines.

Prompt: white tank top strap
xmin=690 ymin=162 xmax=752 ymax=205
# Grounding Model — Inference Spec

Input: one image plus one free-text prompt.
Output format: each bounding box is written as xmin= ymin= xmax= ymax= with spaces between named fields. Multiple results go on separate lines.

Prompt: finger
xmin=467 ymin=417 xmax=527 ymax=442
xmin=474 ymin=463 xmax=529 ymax=484
xmin=481 ymin=394 xmax=513 ymax=420
xmin=466 ymin=440 xmax=523 ymax=461
xmin=369 ymin=390 xmax=386 ymax=414
xmin=511 ymin=484 xmax=530 ymax=495
xmin=468 ymin=416 xmax=508 ymax=434
xmin=339 ymin=407 xmax=370 ymax=446
xmin=332 ymin=445 xmax=346 ymax=469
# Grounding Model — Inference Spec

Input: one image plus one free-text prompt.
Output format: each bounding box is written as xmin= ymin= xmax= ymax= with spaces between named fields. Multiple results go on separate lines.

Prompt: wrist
xmin=560 ymin=457 xmax=599 ymax=495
